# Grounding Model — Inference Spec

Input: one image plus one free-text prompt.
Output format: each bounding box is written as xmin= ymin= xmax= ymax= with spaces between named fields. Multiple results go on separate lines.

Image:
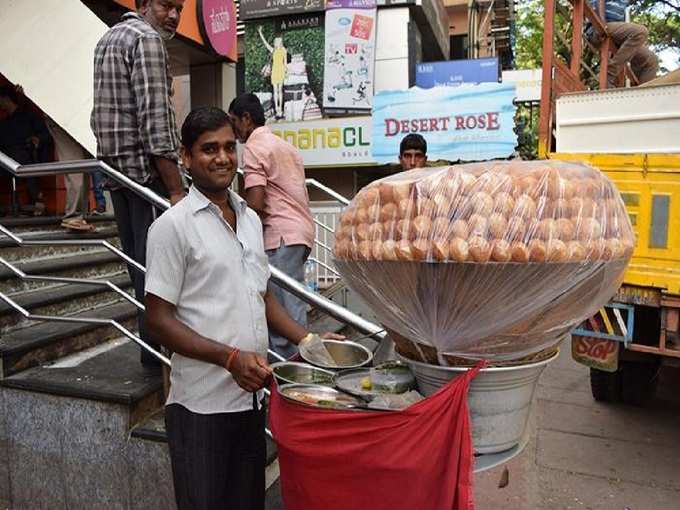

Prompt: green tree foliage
xmin=513 ymin=0 xmax=680 ymax=70
xmin=514 ymin=0 xmax=546 ymax=69
xmin=630 ymin=0 xmax=680 ymax=62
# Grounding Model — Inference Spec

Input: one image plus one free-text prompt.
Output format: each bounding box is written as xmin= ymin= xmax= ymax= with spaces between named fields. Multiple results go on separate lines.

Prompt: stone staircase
xmin=0 ymin=215 xmax=364 ymax=509
xmin=0 ymin=215 xmax=163 ymax=508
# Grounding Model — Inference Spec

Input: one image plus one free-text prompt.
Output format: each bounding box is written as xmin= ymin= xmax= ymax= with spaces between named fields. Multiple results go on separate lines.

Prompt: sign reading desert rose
xmin=372 ymin=84 xmax=517 ymax=164
xmin=270 ymin=117 xmax=375 ymax=167
xmin=197 ymin=0 xmax=237 ymax=59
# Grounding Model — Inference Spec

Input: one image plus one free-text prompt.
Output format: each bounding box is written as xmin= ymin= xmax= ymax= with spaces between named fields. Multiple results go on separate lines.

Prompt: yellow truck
xmin=539 ymin=0 xmax=680 ymax=403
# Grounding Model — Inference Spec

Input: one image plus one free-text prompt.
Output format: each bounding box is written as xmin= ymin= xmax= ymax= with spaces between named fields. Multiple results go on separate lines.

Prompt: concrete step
xmin=0 ymin=258 xmax=127 ymax=295
xmin=0 ymin=214 xmax=115 ymax=231
xmin=0 ymin=340 xmax=166 ymax=509
xmin=0 ymin=300 xmax=137 ymax=377
xmin=0 ymin=272 xmax=132 ymax=333
xmin=0 ymin=223 xmax=120 ymax=260
xmin=1 ymin=339 xmax=162 ymax=422
xmin=0 ymin=248 xmax=123 ymax=281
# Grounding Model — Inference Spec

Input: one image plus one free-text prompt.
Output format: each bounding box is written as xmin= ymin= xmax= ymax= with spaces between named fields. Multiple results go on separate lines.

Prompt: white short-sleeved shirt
xmin=145 ymin=186 xmax=271 ymax=414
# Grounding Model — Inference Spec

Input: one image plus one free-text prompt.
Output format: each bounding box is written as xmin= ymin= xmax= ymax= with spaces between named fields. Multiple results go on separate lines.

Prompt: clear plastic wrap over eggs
xmin=333 ymin=161 xmax=634 ymax=363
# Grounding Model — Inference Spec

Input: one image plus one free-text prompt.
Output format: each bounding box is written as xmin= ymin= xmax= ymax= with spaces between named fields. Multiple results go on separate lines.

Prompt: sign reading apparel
xmin=270 ymin=117 xmax=375 ymax=167
xmin=372 ymin=83 xmax=517 ymax=163
xmin=197 ymin=0 xmax=237 ymax=59
xmin=239 ymin=0 xmax=326 ymax=20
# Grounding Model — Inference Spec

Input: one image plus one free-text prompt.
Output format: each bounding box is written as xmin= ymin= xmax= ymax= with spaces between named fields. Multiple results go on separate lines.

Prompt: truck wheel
xmin=620 ymin=360 xmax=660 ymax=405
xmin=590 ymin=368 xmax=621 ymax=402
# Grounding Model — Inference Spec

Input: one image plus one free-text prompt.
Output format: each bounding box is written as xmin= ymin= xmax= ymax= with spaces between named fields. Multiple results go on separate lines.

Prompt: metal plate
xmin=334 ymin=368 xmax=379 ymax=398
xmin=335 ymin=365 xmax=416 ymax=398
xmin=271 ymin=362 xmax=335 ymax=387
xmin=278 ymin=383 xmax=365 ymax=410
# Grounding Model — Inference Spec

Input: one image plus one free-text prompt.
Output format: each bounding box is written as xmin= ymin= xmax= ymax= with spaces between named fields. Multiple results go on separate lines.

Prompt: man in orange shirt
xmin=229 ymin=94 xmax=315 ymax=359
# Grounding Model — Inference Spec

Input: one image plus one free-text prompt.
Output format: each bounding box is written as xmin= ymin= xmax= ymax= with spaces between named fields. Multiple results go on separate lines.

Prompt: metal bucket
xmin=397 ymin=349 xmax=560 ymax=454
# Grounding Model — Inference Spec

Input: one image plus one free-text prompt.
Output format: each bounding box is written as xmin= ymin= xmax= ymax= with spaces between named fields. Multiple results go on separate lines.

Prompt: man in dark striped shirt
xmin=91 ymin=0 xmax=186 ymax=367
xmin=588 ymin=0 xmax=658 ymax=87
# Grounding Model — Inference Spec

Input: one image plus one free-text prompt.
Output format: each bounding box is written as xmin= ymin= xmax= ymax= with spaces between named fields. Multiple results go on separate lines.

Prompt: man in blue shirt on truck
xmin=588 ymin=0 xmax=658 ymax=87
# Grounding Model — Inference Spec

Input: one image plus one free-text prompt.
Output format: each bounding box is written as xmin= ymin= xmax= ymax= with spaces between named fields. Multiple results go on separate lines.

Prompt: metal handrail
xmin=0 ymin=223 xmax=146 ymax=275
xmin=0 ymin=152 xmax=386 ymax=342
xmin=305 ymin=178 xmax=351 ymax=206
xmin=1 ymin=150 xmax=383 ymax=442
xmin=234 ymin=167 xmax=351 ymax=207
xmin=0 ymin=257 xmax=144 ymax=310
xmin=0 ymin=290 xmax=171 ymax=365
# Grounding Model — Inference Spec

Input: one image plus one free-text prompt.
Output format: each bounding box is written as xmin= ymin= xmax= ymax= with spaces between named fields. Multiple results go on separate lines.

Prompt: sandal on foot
xmin=61 ymin=218 xmax=95 ymax=232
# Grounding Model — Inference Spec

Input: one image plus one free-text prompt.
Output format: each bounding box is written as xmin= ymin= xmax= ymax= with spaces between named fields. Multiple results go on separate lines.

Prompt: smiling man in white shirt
xmin=144 ymin=107 xmax=340 ymax=509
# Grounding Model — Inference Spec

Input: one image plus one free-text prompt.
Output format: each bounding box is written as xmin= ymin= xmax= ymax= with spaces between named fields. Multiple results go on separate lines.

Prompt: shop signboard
xmin=322 ymin=0 xmax=377 ymax=113
xmin=415 ymin=57 xmax=499 ymax=88
xmin=245 ymin=13 xmax=325 ymax=123
xmin=502 ymin=69 xmax=542 ymax=102
xmin=372 ymin=83 xmax=517 ymax=164
xmin=197 ymin=0 xmax=237 ymax=59
xmin=270 ymin=116 xmax=375 ymax=167
xmin=239 ymin=0 xmax=326 ymax=20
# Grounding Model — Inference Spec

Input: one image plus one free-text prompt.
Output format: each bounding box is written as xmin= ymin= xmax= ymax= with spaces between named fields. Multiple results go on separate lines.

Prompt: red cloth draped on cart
xmin=269 ymin=364 xmax=482 ymax=510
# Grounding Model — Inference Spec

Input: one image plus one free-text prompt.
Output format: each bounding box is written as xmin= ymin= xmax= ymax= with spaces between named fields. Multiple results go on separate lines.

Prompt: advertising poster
xmin=323 ymin=0 xmax=377 ymax=113
xmin=239 ymin=0 xmax=325 ymax=21
xmin=245 ymin=13 xmax=325 ymax=123
xmin=372 ymin=83 xmax=517 ymax=164
xmin=270 ymin=116 xmax=374 ymax=167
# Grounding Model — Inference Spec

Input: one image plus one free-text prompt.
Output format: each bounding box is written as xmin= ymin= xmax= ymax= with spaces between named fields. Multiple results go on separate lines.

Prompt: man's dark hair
xmin=0 ymin=85 xmax=18 ymax=104
xmin=181 ymin=107 xmax=233 ymax=150
xmin=228 ymin=93 xmax=266 ymax=127
xmin=400 ymin=134 xmax=427 ymax=156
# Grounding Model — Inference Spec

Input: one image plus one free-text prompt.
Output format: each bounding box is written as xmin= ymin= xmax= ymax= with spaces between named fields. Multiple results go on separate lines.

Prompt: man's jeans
xmin=91 ymin=171 xmax=106 ymax=209
xmin=110 ymin=179 xmax=167 ymax=366
xmin=266 ymin=243 xmax=311 ymax=359
xmin=593 ymin=22 xmax=658 ymax=86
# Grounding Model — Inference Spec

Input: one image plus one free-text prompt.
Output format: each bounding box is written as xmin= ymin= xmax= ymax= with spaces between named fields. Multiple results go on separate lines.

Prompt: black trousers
xmin=165 ymin=402 xmax=266 ymax=510
xmin=110 ymin=179 xmax=166 ymax=365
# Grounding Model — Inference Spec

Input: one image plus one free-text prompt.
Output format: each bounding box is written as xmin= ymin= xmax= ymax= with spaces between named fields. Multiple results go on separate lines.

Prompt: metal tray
xmin=335 ymin=363 xmax=416 ymax=399
xmin=334 ymin=368 xmax=381 ymax=398
xmin=278 ymin=383 xmax=365 ymax=410
xmin=271 ymin=361 xmax=335 ymax=387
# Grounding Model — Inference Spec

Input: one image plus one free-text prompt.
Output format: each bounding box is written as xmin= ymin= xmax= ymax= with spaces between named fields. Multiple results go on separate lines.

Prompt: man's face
xmin=399 ymin=149 xmax=427 ymax=171
xmin=228 ymin=112 xmax=252 ymax=143
xmin=182 ymin=125 xmax=238 ymax=194
xmin=139 ymin=0 xmax=184 ymax=39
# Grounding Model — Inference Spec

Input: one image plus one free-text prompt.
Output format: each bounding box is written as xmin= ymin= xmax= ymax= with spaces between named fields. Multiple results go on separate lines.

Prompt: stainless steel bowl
xmin=271 ymin=361 xmax=335 ymax=386
xmin=300 ymin=340 xmax=373 ymax=370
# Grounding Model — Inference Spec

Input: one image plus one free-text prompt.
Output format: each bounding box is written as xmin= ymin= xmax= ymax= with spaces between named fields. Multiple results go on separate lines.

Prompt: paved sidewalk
xmin=474 ymin=349 xmax=680 ymax=509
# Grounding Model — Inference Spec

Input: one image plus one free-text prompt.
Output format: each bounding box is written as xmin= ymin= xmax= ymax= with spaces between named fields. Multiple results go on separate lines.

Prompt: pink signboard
xmin=197 ymin=0 xmax=237 ymax=59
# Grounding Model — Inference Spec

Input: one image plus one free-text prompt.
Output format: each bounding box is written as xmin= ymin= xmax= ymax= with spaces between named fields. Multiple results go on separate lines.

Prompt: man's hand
xmin=320 ymin=332 xmax=346 ymax=341
xmin=228 ymin=351 xmax=272 ymax=393
xmin=169 ymin=192 xmax=186 ymax=206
